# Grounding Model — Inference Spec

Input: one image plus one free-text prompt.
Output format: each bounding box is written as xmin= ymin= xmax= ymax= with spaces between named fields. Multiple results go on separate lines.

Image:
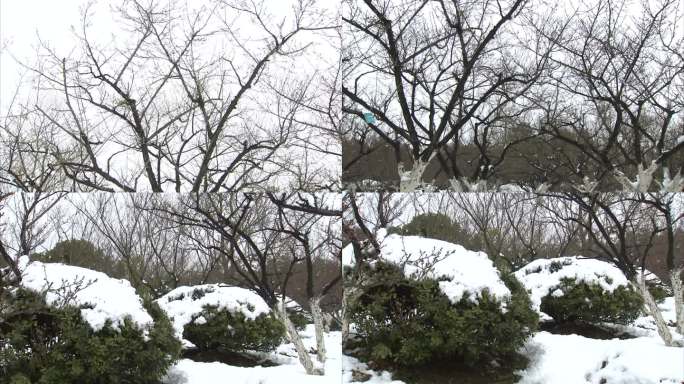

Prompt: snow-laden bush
xmin=0 ymin=257 xmax=180 ymax=384
xmin=351 ymin=262 xmax=537 ymax=366
xmin=515 ymin=257 xmax=644 ymax=324
xmin=156 ymin=285 xmax=285 ymax=353
xmin=183 ymin=305 xmax=285 ymax=353
xmin=540 ymin=279 xmax=643 ymax=324
xmin=347 ymin=232 xmax=537 ymax=366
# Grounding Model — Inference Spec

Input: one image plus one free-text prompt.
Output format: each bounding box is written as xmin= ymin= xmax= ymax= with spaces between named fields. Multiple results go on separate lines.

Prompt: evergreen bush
xmin=388 ymin=213 xmax=464 ymax=244
xmin=351 ymin=262 xmax=538 ymax=367
xmin=0 ymin=288 xmax=181 ymax=384
xmin=540 ymin=277 xmax=644 ymax=324
xmin=33 ymin=240 xmax=119 ymax=276
xmin=183 ymin=305 xmax=285 ymax=353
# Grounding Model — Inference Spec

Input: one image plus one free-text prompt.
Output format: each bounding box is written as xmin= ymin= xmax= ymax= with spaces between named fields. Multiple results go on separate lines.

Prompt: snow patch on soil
xmin=517 ymin=331 xmax=683 ymax=384
xmin=342 ymin=355 xmax=406 ymax=384
xmin=164 ymin=325 xmax=342 ymax=384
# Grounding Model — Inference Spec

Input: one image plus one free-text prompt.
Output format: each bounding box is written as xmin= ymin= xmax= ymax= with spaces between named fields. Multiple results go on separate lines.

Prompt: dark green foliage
xmin=183 ymin=306 xmax=285 ymax=353
xmin=0 ymin=288 xmax=181 ymax=384
xmin=540 ymin=278 xmax=644 ymax=324
xmin=33 ymin=240 xmax=120 ymax=277
xmin=548 ymin=260 xmax=568 ymax=273
xmin=646 ymin=281 xmax=670 ymax=304
xmin=351 ymin=262 xmax=538 ymax=367
xmin=286 ymin=307 xmax=310 ymax=331
xmin=388 ymin=213 xmax=463 ymax=244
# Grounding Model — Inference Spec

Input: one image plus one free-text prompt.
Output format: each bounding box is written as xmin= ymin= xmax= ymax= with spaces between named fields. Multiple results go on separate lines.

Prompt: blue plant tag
xmin=363 ymin=112 xmax=376 ymax=124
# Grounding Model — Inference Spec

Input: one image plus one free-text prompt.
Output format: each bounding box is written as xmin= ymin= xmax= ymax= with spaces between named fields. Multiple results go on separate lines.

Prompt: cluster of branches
xmin=343 ymin=0 xmax=684 ymax=191
xmin=0 ymin=0 xmax=340 ymax=193
xmin=345 ymin=192 xmax=682 ymax=274
xmin=1 ymin=192 xmax=342 ymax=304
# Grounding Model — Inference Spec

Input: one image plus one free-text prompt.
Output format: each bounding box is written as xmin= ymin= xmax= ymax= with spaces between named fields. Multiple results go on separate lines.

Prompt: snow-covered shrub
xmin=0 ymin=287 xmax=180 ymax=384
xmin=647 ymin=283 xmax=670 ymax=304
xmin=0 ymin=256 xmax=180 ymax=383
xmin=351 ymin=262 xmax=537 ymax=366
xmin=156 ymin=285 xmax=285 ymax=353
xmin=182 ymin=305 xmax=285 ymax=353
xmin=540 ymin=278 xmax=643 ymax=324
xmin=346 ymin=233 xmax=537 ymax=366
xmin=516 ymin=257 xmax=644 ymax=324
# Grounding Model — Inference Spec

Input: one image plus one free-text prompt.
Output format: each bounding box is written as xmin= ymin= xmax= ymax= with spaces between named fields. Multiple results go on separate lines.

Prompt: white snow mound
xmin=156 ymin=284 xmax=271 ymax=346
xmin=517 ymin=331 xmax=684 ymax=384
xmin=343 ymin=230 xmax=511 ymax=308
xmin=515 ymin=256 xmax=631 ymax=317
xmin=17 ymin=255 xmax=154 ymax=332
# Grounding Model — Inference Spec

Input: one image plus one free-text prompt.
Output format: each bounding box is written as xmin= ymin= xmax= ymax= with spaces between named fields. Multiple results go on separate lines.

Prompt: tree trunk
xmin=670 ymin=268 xmax=684 ymax=335
xmin=449 ymin=178 xmax=488 ymax=192
xmin=310 ymin=296 xmax=326 ymax=363
xmin=341 ymin=286 xmax=358 ymax=343
xmin=615 ymin=161 xmax=658 ymax=192
xmin=637 ymin=275 xmax=675 ymax=346
xmin=323 ymin=312 xmax=333 ymax=332
xmin=275 ymin=302 xmax=322 ymax=375
xmin=661 ymin=167 xmax=684 ymax=192
xmin=398 ymin=159 xmax=428 ymax=192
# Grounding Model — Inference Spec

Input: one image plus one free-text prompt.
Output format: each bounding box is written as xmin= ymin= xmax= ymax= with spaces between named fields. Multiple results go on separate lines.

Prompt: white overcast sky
xmin=0 ymin=0 xmax=339 ymax=113
xmin=1 ymin=0 xmax=94 ymax=111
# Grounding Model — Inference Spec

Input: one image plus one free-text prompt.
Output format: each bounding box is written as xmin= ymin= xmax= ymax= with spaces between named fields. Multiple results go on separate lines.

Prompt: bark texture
xmin=310 ymin=296 xmax=326 ymax=363
xmin=341 ymin=286 xmax=359 ymax=343
xmin=637 ymin=276 xmax=675 ymax=346
xmin=276 ymin=302 xmax=322 ymax=375
xmin=398 ymin=160 xmax=428 ymax=192
xmin=670 ymin=268 xmax=684 ymax=335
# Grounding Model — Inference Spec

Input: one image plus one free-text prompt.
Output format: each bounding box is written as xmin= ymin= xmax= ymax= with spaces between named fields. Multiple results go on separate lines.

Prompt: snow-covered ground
xmin=165 ymin=325 xmax=342 ymax=384
xmin=518 ymin=293 xmax=683 ymax=384
xmin=518 ymin=331 xmax=683 ymax=384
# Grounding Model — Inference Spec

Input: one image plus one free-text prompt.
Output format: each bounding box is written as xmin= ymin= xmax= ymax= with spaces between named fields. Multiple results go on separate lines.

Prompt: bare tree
xmin=343 ymin=0 xmax=551 ymax=190
xmin=1 ymin=192 xmax=65 ymax=257
xmin=540 ymin=192 xmax=683 ymax=346
xmin=341 ymin=192 xmax=385 ymax=342
xmin=531 ymin=0 xmax=684 ymax=191
xmin=1 ymin=0 xmax=338 ymax=193
xmin=268 ymin=192 xmax=342 ymax=364
xmin=149 ymin=192 xmax=340 ymax=375
xmin=0 ymin=193 xmax=22 ymax=283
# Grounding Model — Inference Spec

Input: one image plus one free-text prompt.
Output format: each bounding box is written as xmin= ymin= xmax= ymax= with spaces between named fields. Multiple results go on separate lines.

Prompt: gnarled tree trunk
xmin=310 ymin=296 xmax=326 ymax=363
xmin=341 ymin=286 xmax=359 ymax=343
xmin=398 ymin=159 xmax=428 ymax=192
xmin=275 ymin=302 xmax=322 ymax=375
xmin=670 ymin=268 xmax=684 ymax=335
xmin=637 ymin=275 xmax=675 ymax=346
